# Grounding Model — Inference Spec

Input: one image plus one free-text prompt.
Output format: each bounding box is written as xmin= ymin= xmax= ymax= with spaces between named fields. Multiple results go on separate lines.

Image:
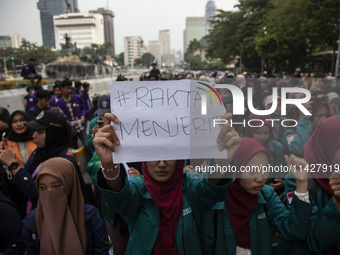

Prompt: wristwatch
xmin=7 ymin=162 xmax=20 ymax=171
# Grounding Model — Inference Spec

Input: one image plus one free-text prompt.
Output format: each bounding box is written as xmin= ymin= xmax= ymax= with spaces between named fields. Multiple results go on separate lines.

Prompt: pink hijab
xmin=304 ymin=115 xmax=340 ymax=195
xmin=142 ymin=160 xmax=185 ymax=255
xmin=227 ymin=138 xmax=271 ymax=248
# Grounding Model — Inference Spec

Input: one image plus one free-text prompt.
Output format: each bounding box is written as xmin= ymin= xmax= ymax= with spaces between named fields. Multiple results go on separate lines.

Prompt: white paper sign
xmin=110 ymin=80 xmax=227 ymax=163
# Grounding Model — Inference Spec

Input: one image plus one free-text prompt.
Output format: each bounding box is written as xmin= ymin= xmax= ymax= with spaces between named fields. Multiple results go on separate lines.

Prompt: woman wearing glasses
xmin=93 ymin=113 xmax=241 ymax=255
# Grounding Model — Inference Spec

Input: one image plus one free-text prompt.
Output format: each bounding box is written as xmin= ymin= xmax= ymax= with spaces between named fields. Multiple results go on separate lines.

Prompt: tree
xmin=185 ymin=55 xmax=205 ymax=70
xmin=115 ymin=52 xmax=124 ymax=66
xmin=134 ymin=58 xmax=144 ymax=67
xmin=206 ymin=0 xmax=340 ymax=73
xmin=133 ymin=52 xmax=155 ymax=67
xmin=186 ymin=39 xmax=203 ymax=55
xmin=141 ymin=52 xmax=155 ymax=67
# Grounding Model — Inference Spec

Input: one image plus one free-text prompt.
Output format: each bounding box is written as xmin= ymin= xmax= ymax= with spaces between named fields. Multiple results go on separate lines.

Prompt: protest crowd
xmin=1 ymin=66 xmax=340 ymax=255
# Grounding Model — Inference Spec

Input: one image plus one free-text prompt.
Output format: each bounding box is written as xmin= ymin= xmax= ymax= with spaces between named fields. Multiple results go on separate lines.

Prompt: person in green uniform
xmin=201 ymin=137 xmax=313 ymax=255
xmin=285 ymin=115 xmax=340 ymax=254
xmin=92 ymin=112 xmax=241 ymax=255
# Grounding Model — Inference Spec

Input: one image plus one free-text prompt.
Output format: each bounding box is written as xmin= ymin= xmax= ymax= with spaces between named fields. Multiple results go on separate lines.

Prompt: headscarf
xmin=7 ymin=110 xmax=33 ymax=142
xmin=327 ymin=92 xmax=339 ymax=112
xmin=27 ymin=125 xmax=70 ymax=176
xmin=35 ymin=158 xmax=86 ymax=255
xmin=245 ymin=113 xmax=272 ymax=147
xmin=304 ymin=115 xmax=340 ymax=196
xmin=227 ymin=137 xmax=271 ymax=249
xmin=142 ymin=160 xmax=184 ymax=255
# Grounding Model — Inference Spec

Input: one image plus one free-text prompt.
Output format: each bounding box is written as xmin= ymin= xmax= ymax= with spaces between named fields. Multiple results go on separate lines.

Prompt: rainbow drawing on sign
xmin=196 ymin=82 xmax=223 ymax=106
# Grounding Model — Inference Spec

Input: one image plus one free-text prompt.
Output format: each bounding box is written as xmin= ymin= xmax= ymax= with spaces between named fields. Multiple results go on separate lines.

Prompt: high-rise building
xmin=0 ymin=36 xmax=11 ymax=49
xmin=147 ymin=41 xmax=161 ymax=65
xmin=53 ymin=13 xmax=105 ymax=50
xmin=90 ymin=8 xmax=115 ymax=56
xmin=10 ymin=34 xmax=22 ymax=49
xmin=205 ymin=0 xmax=217 ymax=34
xmin=184 ymin=17 xmax=206 ymax=53
xmin=159 ymin=29 xmax=171 ymax=67
xmin=159 ymin=30 xmax=170 ymax=57
xmin=124 ymin=36 xmax=145 ymax=67
xmin=37 ymin=0 xmax=79 ymax=48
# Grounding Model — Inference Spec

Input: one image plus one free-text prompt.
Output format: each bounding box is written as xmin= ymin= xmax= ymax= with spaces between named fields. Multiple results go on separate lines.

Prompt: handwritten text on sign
xmin=110 ymin=80 xmax=227 ymax=163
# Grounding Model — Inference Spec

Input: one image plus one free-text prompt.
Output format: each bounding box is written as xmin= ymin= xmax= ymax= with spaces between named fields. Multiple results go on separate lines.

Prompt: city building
xmin=10 ymin=34 xmax=22 ymax=49
xmin=89 ymin=8 xmax=115 ymax=56
xmin=53 ymin=13 xmax=105 ymax=50
xmin=37 ymin=0 xmax=79 ymax=49
xmin=159 ymin=29 xmax=172 ymax=67
xmin=124 ymin=36 xmax=146 ymax=67
xmin=184 ymin=17 xmax=206 ymax=53
xmin=159 ymin=29 xmax=170 ymax=58
xmin=147 ymin=40 xmax=161 ymax=65
xmin=205 ymin=0 xmax=217 ymax=34
xmin=0 ymin=36 xmax=12 ymax=49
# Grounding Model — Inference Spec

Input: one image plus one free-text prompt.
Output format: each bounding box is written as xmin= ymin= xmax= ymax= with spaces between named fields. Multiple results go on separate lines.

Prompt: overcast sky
xmin=0 ymin=0 xmax=238 ymax=54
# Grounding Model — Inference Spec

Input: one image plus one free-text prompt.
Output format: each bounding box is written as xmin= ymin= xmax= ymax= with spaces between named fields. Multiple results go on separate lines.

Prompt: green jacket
xmin=282 ymin=116 xmax=313 ymax=158
xmin=285 ymin=174 xmax=340 ymax=254
xmin=201 ymin=185 xmax=313 ymax=255
xmin=87 ymin=116 xmax=98 ymax=151
xmin=97 ymin=171 xmax=232 ymax=255
xmin=87 ymin=151 xmax=116 ymax=226
xmin=266 ymin=141 xmax=286 ymax=188
xmin=267 ymin=141 xmax=285 ymax=167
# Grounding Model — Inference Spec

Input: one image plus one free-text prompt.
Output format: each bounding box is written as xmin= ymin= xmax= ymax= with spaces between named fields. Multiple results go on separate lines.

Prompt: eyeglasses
xmin=148 ymin=160 xmax=176 ymax=166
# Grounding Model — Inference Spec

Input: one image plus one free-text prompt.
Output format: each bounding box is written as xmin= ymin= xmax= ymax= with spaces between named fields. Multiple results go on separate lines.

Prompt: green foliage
xmin=115 ymin=52 xmax=124 ymax=66
xmin=205 ymin=0 xmax=340 ymax=73
xmin=0 ymin=39 xmax=58 ymax=71
xmin=185 ymin=55 xmax=205 ymax=70
xmin=207 ymin=60 xmax=226 ymax=71
xmin=133 ymin=52 xmax=155 ymax=67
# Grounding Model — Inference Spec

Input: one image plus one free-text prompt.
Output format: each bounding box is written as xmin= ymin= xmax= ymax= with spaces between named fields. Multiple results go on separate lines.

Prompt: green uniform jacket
xmin=87 ymin=151 xmax=116 ymax=226
xmin=283 ymin=116 xmax=313 ymax=158
xmin=285 ymin=175 xmax=340 ymax=254
xmin=87 ymin=116 xmax=98 ymax=151
xmin=201 ymin=185 xmax=313 ymax=255
xmin=97 ymin=171 xmax=232 ymax=255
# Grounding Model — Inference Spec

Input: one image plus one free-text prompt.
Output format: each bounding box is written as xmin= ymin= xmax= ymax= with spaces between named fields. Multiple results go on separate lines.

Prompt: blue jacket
xmin=0 ymin=201 xmax=25 ymax=255
xmin=22 ymin=64 xmax=37 ymax=79
xmin=27 ymin=105 xmax=52 ymax=121
xmin=56 ymin=95 xmax=86 ymax=122
xmin=80 ymin=92 xmax=92 ymax=119
xmin=27 ymin=93 xmax=37 ymax=110
xmin=97 ymin=171 xmax=232 ymax=255
xmin=22 ymin=204 xmax=111 ymax=255
xmin=48 ymin=95 xmax=63 ymax=108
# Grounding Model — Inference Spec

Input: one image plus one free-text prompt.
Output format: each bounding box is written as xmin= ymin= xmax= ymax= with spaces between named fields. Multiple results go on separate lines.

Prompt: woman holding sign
xmin=93 ymin=112 xmax=241 ymax=255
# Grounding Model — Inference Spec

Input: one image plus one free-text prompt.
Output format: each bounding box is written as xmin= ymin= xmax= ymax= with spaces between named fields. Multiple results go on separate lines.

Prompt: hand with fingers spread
xmin=93 ymin=113 xmax=120 ymax=169
xmin=285 ymin=154 xmax=308 ymax=193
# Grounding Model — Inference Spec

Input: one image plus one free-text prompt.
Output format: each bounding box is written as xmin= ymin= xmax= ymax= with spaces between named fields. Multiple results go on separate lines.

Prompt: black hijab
xmin=7 ymin=110 xmax=33 ymax=142
xmin=27 ymin=126 xmax=71 ymax=175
